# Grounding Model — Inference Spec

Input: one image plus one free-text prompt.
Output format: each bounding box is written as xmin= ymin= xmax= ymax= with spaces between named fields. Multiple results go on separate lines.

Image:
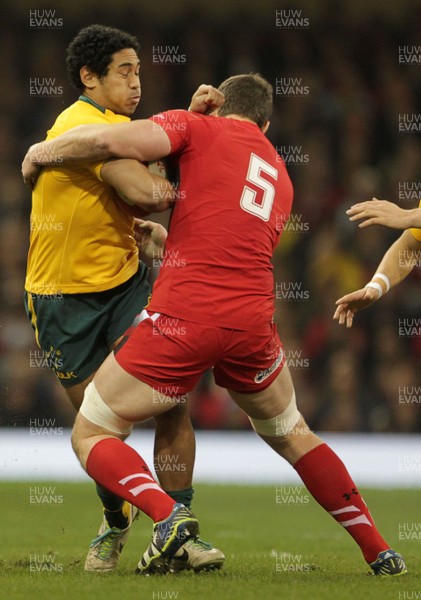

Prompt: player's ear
xmin=80 ymin=66 xmax=97 ymax=90
xmin=262 ymin=121 xmax=270 ymax=134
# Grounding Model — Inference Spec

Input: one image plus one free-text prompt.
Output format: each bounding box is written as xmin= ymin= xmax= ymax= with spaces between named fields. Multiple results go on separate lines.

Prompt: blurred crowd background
xmin=0 ymin=0 xmax=420 ymax=432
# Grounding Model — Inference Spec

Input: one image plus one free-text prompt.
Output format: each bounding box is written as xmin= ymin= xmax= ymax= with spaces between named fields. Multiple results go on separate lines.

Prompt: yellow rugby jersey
xmin=410 ymin=199 xmax=421 ymax=242
xmin=25 ymin=97 xmax=138 ymax=295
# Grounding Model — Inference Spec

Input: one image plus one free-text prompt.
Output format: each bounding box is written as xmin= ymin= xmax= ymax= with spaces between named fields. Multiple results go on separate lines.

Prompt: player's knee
xmin=80 ymin=381 xmax=134 ymax=436
xmin=248 ymin=390 xmax=301 ymax=438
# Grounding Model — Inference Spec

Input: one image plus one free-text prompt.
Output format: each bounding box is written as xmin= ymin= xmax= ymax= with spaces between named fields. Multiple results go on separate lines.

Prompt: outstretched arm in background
xmin=347 ymin=198 xmax=421 ymax=230
xmin=334 ymin=230 xmax=421 ymax=328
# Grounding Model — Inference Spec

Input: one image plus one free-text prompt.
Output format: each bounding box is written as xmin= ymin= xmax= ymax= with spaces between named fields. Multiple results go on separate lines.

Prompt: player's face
xmin=96 ymin=48 xmax=141 ymax=116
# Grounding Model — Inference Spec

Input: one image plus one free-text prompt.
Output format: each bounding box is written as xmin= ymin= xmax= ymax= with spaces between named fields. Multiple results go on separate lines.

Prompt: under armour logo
xmin=342 ymin=488 xmax=358 ymax=501
xmin=118 ymin=472 xmax=162 ymax=497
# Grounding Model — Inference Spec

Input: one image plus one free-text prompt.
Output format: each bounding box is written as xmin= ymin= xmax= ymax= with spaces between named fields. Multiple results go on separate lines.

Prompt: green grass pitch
xmin=0 ymin=483 xmax=419 ymax=600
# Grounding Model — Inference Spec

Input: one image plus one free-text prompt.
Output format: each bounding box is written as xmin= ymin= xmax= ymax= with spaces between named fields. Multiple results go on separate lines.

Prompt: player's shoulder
xmin=154 ymin=109 xmax=221 ymax=125
xmin=154 ymin=108 xmax=186 ymax=116
xmin=48 ymin=99 xmax=128 ymax=138
xmin=153 ymin=109 xmax=197 ymax=123
xmin=46 ymin=101 xmax=81 ymax=138
xmin=69 ymin=99 xmax=128 ymax=124
xmin=50 ymin=100 xmax=80 ymax=123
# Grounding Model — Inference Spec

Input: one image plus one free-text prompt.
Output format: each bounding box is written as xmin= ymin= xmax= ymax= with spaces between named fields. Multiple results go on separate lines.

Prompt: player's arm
xmin=22 ymin=85 xmax=223 ymax=184
xmin=22 ymin=119 xmax=172 ymax=185
xmin=189 ymin=84 xmax=224 ymax=113
xmin=347 ymin=198 xmax=421 ymax=229
xmin=100 ymin=158 xmax=174 ymax=212
xmin=334 ymin=230 xmax=420 ymax=328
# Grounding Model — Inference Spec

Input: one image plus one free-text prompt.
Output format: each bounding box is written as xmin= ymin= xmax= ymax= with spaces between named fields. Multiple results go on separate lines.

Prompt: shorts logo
xmin=55 ymin=370 xmax=77 ymax=381
xmin=254 ymin=349 xmax=284 ymax=383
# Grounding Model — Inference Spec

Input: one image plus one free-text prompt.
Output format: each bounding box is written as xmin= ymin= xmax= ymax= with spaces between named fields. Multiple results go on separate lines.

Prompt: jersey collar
xmin=78 ymin=94 xmax=106 ymax=114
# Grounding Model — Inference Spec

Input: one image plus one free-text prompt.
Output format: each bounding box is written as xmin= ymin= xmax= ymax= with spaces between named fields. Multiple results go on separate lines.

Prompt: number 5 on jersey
xmin=240 ymin=153 xmax=278 ymax=221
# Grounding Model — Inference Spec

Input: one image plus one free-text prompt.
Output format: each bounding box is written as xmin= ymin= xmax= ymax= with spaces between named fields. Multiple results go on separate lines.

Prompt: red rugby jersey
xmin=148 ymin=110 xmax=293 ymax=331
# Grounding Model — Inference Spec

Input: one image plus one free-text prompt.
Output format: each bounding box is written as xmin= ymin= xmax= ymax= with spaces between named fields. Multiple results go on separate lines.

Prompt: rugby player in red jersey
xmin=23 ymin=74 xmax=406 ymax=577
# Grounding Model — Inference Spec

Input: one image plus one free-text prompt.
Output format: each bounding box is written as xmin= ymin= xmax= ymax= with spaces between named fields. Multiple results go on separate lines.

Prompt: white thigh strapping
xmin=80 ymin=381 xmax=133 ymax=435
xmin=248 ymin=390 xmax=300 ymax=437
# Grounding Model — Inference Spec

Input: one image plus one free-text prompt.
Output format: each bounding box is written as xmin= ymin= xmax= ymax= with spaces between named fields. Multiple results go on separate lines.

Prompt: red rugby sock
xmin=294 ymin=444 xmax=389 ymax=563
xmin=86 ymin=438 xmax=175 ymax=523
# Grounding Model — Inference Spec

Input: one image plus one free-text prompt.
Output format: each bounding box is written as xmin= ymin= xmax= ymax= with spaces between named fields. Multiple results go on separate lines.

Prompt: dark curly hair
xmin=66 ymin=24 xmax=140 ymax=91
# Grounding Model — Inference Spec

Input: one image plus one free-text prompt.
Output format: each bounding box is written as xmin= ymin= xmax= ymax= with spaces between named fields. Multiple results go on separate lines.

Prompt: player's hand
xmin=346 ymin=198 xmax=412 ymax=230
xmin=22 ymin=144 xmax=42 ymax=189
xmin=133 ymin=219 xmax=168 ymax=260
xmin=189 ymin=84 xmax=224 ymax=114
xmin=333 ymin=287 xmax=379 ymax=328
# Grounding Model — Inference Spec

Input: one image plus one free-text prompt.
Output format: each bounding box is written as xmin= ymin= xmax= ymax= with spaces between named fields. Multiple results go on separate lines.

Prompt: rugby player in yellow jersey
xmin=23 ymin=24 xmax=225 ymax=573
xmin=334 ymin=198 xmax=421 ymax=326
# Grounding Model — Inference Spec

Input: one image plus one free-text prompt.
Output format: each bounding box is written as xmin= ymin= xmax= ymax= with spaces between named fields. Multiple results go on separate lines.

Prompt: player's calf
xmin=230 ymin=370 xmax=406 ymax=572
